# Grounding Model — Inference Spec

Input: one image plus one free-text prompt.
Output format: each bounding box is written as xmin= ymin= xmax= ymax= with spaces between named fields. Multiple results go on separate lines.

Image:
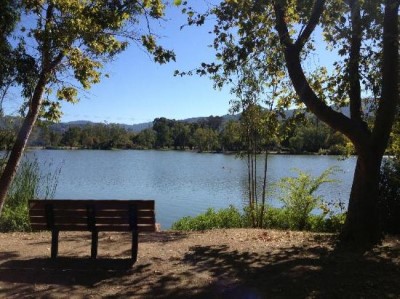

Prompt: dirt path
xmin=0 ymin=229 xmax=399 ymax=298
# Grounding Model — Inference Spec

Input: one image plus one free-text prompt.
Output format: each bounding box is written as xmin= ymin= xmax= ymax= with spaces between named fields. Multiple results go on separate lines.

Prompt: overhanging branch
xmin=273 ymin=0 xmax=368 ymax=147
xmin=294 ymin=0 xmax=325 ymax=51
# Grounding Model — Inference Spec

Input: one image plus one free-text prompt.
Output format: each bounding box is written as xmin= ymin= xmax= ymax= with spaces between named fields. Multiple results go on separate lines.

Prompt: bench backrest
xmin=29 ymin=199 xmax=155 ymax=232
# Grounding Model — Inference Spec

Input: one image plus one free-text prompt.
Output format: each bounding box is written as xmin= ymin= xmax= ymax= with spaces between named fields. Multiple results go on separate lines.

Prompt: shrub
xmin=275 ymin=167 xmax=339 ymax=230
xmin=171 ymin=205 xmax=243 ymax=231
xmin=262 ymin=206 xmax=291 ymax=230
xmin=172 ymin=204 xmax=344 ymax=233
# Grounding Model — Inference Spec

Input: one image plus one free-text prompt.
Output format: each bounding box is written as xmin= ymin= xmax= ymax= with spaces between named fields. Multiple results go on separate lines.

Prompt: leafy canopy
xmin=3 ymin=0 xmax=176 ymax=121
xmin=181 ymin=0 xmax=386 ymax=119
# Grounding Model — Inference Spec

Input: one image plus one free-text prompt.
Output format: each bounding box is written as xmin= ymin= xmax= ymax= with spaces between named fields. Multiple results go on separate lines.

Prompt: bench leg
xmin=132 ymin=230 xmax=138 ymax=262
xmin=51 ymin=230 xmax=59 ymax=259
xmin=91 ymin=231 xmax=98 ymax=259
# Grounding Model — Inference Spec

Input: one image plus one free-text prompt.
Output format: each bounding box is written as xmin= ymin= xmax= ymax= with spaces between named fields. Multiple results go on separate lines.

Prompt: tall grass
xmin=0 ymin=156 xmax=62 ymax=232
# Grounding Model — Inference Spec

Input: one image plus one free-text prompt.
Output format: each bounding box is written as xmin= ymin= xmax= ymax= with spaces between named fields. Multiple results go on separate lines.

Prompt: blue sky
xmin=60 ymin=3 xmax=233 ymax=124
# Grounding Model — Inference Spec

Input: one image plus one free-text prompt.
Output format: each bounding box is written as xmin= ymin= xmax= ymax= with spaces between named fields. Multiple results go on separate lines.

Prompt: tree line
xmin=1 ymin=113 xmax=355 ymax=155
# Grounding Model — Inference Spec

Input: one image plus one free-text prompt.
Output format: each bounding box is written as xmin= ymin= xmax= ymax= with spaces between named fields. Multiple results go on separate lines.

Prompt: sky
xmin=4 ymin=1 xmax=338 ymax=125
xmin=60 ymin=3 xmax=233 ymax=125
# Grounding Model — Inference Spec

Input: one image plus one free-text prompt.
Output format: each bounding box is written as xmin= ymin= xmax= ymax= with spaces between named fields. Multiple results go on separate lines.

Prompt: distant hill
xmin=41 ymin=114 xmax=236 ymax=133
xmin=0 ymin=105 xmax=352 ymax=134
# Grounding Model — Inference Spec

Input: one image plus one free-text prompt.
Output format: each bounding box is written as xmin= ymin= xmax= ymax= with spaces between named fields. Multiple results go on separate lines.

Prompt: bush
xmin=379 ymin=158 xmax=400 ymax=234
xmin=0 ymin=157 xmax=61 ymax=232
xmin=172 ymin=204 xmax=345 ymax=233
xmin=276 ymin=167 xmax=339 ymax=230
xmin=171 ymin=205 xmax=243 ymax=230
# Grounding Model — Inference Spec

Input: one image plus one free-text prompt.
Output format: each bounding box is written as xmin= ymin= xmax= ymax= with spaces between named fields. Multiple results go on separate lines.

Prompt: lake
xmin=23 ymin=150 xmax=356 ymax=228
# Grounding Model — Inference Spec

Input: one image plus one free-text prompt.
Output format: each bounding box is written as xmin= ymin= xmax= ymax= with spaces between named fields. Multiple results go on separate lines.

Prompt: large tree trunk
xmin=273 ymin=0 xmax=399 ymax=248
xmin=0 ymin=73 xmax=47 ymax=214
xmin=341 ymin=152 xmax=382 ymax=246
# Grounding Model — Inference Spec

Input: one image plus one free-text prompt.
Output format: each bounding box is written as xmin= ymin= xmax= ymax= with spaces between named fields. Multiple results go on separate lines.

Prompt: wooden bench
xmin=29 ymin=199 xmax=156 ymax=261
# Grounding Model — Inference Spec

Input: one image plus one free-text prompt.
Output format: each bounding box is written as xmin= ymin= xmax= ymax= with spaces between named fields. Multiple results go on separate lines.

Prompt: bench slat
xmin=29 ymin=209 xmax=155 ymax=218
xmin=30 ymin=216 xmax=156 ymax=225
xmin=29 ymin=199 xmax=154 ymax=210
xmin=30 ymin=223 xmax=155 ymax=232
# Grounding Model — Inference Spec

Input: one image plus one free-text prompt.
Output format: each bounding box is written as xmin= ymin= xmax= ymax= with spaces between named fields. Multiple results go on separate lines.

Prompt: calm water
xmin=22 ymin=150 xmax=356 ymax=228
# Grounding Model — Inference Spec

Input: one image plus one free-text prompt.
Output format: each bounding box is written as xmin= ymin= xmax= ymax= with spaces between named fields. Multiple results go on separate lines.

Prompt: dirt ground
xmin=0 ymin=229 xmax=399 ymax=298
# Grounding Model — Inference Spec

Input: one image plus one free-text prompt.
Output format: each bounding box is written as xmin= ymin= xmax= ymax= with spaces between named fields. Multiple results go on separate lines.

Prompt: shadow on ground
xmin=0 ymin=234 xmax=399 ymax=298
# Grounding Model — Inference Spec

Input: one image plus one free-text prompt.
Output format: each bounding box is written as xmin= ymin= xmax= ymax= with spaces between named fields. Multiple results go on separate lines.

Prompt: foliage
xmin=220 ymin=120 xmax=242 ymax=151
xmin=388 ymin=114 xmax=400 ymax=158
xmin=134 ymin=128 xmax=157 ymax=149
xmin=171 ymin=205 xmax=243 ymax=230
xmin=4 ymin=0 xmax=176 ymax=121
xmin=193 ymin=127 xmax=219 ymax=152
xmin=0 ymin=0 xmax=20 ymax=113
xmin=59 ymin=123 xmax=134 ymax=149
xmin=0 ymin=117 xmax=18 ymax=150
xmin=0 ymin=157 xmax=61 ymax=232
xmin=378 ymin=158 xmax=400 ymax=234
xmin=171 ymin=205 xmax=345 ymax=233
xmin=278 ymin=116 xmax=353 ymax=155
xmin=276 ymin=167 xmax=339 ymax=230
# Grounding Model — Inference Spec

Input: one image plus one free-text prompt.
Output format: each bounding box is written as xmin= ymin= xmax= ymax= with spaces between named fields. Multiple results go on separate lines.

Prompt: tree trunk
xmin=273 ymin=0 xmax=399 ymax=248
xmin=341 ymin=151 xmax=382 ymax=246
xmin=0 ymin=73 xmax=47 ymax=214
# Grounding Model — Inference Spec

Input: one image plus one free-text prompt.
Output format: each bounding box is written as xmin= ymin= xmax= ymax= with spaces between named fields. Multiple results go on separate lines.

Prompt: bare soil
xmin=0 ymin=229 xmax=399 ymax=298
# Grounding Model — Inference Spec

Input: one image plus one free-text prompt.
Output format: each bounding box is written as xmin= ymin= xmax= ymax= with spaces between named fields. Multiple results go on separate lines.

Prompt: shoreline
xmin=23 ymin=146 xmax=356 ymax=157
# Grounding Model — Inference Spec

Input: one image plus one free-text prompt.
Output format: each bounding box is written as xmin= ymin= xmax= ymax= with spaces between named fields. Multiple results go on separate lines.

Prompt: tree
xmin=193 ymin=127 xmax=219 ymax=152
xmin=153 ymin=117 xmax=174 ymax=148
xmin=172 ymin=122 xmax=191 ymax=149
xmin=220 ymin=120 xmax=242 ymax=151
xmin=134 ymin=128 xmax=156 ymax=149
xmin=0 ymin=0 xmax=21 ymax=114
xmin=186 ymin=0 xmax=399 ymax=246
xmin=0 ymin=0 xmax=175 ymax=214
xmin=60 ymin=127 xmax=82 ymax=148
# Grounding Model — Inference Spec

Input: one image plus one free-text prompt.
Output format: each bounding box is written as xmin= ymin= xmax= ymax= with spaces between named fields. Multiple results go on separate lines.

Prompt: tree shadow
xmin=89 ymin=236 xmax=399 ymax=298
xmin=1 ymin=232 xmax=398 ymax=298
xmin=0 ymin=256 xmax=153 ymax=297
xmin=170 ymin=243 xmax=400 ymax=298
xmin=0 ymin=257 xmax=142 ymax=284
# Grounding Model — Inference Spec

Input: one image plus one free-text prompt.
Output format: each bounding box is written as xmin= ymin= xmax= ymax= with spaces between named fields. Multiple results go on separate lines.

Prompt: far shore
xmin=21 ymin=146 xmax=354 ymax=157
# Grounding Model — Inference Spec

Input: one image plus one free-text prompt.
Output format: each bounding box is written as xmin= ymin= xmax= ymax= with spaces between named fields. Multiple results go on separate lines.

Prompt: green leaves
xmin=277 ymin=167 xmax=340 ymax=230
xmin=6 ymin=0 xmax=175 ymax=122
xmin=142 ymin=35 xmax=176 ymax=64
xmin=56 ymin=87 xmax=78 ymax=103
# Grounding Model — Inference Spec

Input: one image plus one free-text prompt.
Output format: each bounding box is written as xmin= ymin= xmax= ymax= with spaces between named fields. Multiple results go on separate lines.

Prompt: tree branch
xmin=273 ymin=0 xmax=368 ymax=148
xmin=348 ymin=0 xmax=363 ymax=123
xmin=371 ymin=0 xmax=399 ymax=155
xmin=294 ymin=0 xmax=325 ymax=51
xmin=273 ymin=1 xmax=294 ymax=49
